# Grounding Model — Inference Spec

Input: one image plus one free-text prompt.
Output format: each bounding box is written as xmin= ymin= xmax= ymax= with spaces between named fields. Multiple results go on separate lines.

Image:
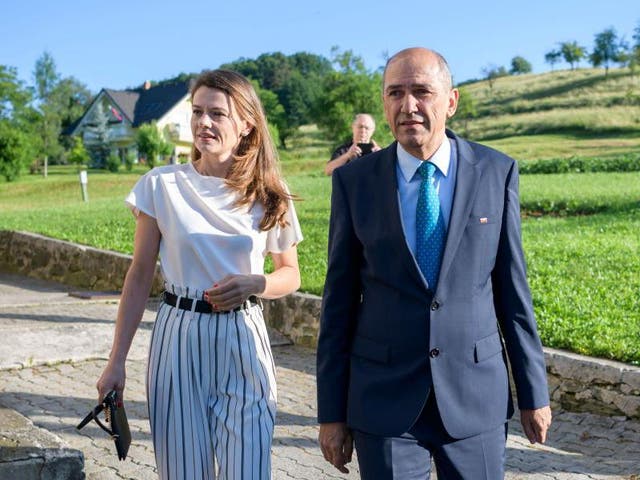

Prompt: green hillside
xmin=449 ymin=67 xmax=640 ymax=161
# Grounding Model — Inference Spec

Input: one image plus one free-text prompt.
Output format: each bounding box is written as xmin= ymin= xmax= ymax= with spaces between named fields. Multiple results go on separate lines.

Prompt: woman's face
xmin=190 ymin=86 xmax=251 ymax=161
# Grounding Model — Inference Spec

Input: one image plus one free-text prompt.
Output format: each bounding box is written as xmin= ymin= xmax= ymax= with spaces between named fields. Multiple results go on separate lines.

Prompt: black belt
xmin=162 ymin=291 xmax=258 ymax=314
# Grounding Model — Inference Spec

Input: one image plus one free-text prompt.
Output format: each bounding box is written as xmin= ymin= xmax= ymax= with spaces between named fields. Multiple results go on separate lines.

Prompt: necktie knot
xmin=418 ymin=161 xmax=437 ymax=179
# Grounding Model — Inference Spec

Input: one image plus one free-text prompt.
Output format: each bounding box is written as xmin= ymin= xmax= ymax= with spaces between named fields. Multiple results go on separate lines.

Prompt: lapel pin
xmin=480 ymin=217 xmax=488 ymax=224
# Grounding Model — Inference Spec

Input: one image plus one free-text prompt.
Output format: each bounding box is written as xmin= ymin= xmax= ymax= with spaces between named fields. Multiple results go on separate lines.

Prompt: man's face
xmin=383 ymin=51 xmax=458 ymax=159
xmin=351 ymin=116 xmax=375 ymax=143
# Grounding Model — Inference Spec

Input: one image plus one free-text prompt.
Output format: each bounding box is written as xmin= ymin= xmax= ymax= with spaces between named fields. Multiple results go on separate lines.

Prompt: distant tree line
xmin=478 ymin=22 xmax=640 ymax=85
xmin=2 ymin=20 xmax=639 ymax=181
xmin=0 ymin=52 xmax=91 ymax=180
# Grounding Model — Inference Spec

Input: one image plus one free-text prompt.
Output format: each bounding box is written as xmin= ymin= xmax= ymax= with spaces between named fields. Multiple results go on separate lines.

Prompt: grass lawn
xmin=1 ymin=159 xmax=638 ymax=364
xmin=523 ymin=210 xmax=640 ymax=364
xmin=485 ymin=133 xmax=640 ymax=162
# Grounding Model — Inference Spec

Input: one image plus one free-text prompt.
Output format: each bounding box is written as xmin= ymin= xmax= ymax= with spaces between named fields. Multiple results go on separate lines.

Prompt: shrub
xmin=519 ymin=154 xmax=640 ymax=174
xmin=124 ymin=152 xmax=136 ymax=172
xmin=0 ymin=121 xmax=33 ymax=181
xmin=105 ymin=153 xmax=121 ymax=173
xmin=67 ymin=137 xmax=91 ymax=166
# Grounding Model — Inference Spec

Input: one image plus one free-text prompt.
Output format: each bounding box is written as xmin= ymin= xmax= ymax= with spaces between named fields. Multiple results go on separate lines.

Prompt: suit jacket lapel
xmin=437 ymin=132 xmax=481 ymax=291
xmin=376 ymin=143 xmax=427 ymax=289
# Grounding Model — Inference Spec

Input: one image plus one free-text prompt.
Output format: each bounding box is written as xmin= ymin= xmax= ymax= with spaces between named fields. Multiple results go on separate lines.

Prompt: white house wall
xmin=157 ymin=94 xmax=193 ymax=157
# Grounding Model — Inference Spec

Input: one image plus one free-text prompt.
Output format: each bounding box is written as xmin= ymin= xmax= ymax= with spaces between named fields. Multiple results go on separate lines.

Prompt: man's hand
xmin=520 ymin=406 xmax=552 ymax=444
xmin=319 ymin=422 xmax=353 ymax=473
xmin=346 ymin=143 xmax=362 ymax=160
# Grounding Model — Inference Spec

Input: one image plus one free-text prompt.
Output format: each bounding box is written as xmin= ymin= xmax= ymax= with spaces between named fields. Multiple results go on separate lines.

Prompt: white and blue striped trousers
xmin=146 ymin=286 xmax=277 ymax=479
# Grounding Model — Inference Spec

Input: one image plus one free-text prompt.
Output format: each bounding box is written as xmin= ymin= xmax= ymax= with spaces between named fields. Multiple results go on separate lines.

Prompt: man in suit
xmin=316 ymin=47 xmax=552 ymax=479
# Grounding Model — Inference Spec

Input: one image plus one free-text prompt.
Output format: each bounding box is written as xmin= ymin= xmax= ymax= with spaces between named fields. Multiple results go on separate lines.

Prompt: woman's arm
xmin=261 ymin=245 xmax=301 ymax=298
xmin=96 ymin=212 xmax=160 ymax=402
xmin=205 ymin=245 xmax=300 ymax=310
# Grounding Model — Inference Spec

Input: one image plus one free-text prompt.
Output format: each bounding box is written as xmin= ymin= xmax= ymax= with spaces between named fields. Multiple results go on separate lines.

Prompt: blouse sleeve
xmin=266 ymin=197 xmax=304 ymax=253
xmin=125 ymin=170 xmax=157 ymax=218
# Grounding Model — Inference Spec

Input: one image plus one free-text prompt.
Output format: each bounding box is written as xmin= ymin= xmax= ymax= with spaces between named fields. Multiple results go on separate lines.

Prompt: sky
xmin=2 ymin=0 xmax=639 ymax=94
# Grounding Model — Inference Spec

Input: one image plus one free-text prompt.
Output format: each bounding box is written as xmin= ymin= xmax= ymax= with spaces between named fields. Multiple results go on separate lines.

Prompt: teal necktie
xmin=416 ymin=162 xmax=446 ymax=290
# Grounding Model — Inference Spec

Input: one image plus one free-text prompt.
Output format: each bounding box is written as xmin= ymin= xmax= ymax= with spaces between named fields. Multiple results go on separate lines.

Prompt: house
xmin=69 ymin=80 xmax=193 ymax=164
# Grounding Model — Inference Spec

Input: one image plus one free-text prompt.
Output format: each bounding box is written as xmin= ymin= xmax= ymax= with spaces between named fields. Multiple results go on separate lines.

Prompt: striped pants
xmin=146 ymin=288 xmax=277 ymax=479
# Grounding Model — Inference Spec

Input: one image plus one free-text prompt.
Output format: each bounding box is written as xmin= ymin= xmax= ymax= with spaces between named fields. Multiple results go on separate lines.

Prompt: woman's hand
xmin=96 ymin=361 xmax=126 ymax=407
xmin=204 ymin=274 xmax=266 ymax=311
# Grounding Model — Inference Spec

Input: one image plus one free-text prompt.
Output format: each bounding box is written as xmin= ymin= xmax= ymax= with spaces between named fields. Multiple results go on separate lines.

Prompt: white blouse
xmin=125 ymin=162 xmax=303 ymax=292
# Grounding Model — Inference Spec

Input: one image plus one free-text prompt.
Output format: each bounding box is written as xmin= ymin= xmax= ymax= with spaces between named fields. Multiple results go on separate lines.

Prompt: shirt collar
xmin=396 ymin=138 xmax=451 ymax=183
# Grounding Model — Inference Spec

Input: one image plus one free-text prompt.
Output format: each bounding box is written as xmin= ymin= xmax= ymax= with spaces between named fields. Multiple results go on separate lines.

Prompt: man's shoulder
xmin=449 ymin=130 xmax=515 ymax=167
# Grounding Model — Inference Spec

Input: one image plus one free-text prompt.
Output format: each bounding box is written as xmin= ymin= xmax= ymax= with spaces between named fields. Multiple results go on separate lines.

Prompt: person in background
xmin=317 ymin=47 xmax=551 ymax=479
xmin=97 ymin=69 xmax=303 ymax=479
xmin=324 ymin=113 xmax=381 ymax=175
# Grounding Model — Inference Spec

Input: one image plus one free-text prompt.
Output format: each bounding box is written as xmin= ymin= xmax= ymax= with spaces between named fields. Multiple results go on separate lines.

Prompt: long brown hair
xmin=190 ymin=69 xmax=292 ymax=230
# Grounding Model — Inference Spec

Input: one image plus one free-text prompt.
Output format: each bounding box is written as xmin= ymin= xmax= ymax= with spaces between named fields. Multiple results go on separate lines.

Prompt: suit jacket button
xmin=430 ymin=301 xmax=440 ymax=311
xmin=429 ymin=348 xmax=440 ymax=358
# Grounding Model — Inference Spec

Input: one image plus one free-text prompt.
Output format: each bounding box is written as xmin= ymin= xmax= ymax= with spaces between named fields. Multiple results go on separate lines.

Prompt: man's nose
xmin=400 ymin=95 xmax=418 ymax=114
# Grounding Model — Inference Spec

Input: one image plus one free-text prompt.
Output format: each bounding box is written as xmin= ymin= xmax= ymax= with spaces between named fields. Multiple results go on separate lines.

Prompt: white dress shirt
xmin=395 ymin=138 xmax=457 ymax=256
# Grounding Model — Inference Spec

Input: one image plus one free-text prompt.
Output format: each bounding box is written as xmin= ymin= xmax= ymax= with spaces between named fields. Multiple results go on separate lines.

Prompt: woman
xmin=97 ymin=69 xmax=303 ymax=479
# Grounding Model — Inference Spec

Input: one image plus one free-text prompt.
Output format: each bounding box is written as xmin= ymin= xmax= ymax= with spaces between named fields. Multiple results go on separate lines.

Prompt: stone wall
xmin=0 ymin=230 xmax=164 ymax=294
xmin=2 ymin=230 xmax=639 ymax=419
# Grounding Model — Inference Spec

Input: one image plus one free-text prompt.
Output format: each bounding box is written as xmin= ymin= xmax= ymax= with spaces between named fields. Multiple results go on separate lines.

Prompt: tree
xmin=0 ymin=65 xmax=32 ymax=120
xmin=481 ymin=64 xmax=508 ymax=89
xmin=510 ymin=56 xmax=532 ymax=75
xmin=86 ymin=102 xmax=111 ymax=168
xmin=33 ymin=52 xmax=62 ymax=176
xmin=136 ymin=122 xmax=173 ymax=169
xmin=544 ymin=50 xmax=562 ymax=71
xmin=0 ymin=120 xmax=33 ymax=181
xmin=67 ymin=136 xmax=90 ymax=166
xmin=313 ymin=48 xmax=386 ymax=144
xmin=50 ymin=77 xmax=92 ymax=152
xmin=222 ymin=51 xmax=332 ymax=148
xmin=451 ymin=87 xmax=477 ymax=137
xmin=589 ymin=28 xmax=624 ymax=75
xmin=0 ymin=65 xmax=37 ymax=180
xmin=31 ymin=52 xmax=92 ymax=169
xmin=251 ymin=80 xmax=286 ymax=146
xmin=630 ymin=21 xmax=640 ymax=76
xmin=559 ymin=41 xmax=586 ymax=70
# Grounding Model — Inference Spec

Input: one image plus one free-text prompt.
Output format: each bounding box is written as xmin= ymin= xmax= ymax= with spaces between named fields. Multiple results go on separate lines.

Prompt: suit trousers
xmin=353 ymin=393 xmax=507 ymax=480
xmin=147 ymin=287 xmax=277 ymax=479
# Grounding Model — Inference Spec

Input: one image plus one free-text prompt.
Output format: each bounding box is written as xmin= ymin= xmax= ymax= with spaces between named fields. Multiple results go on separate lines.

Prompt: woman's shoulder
xmin=137 ymin=163 xmax=191 ymax=185
xmin=147 ymin=163 xmax=189 ymax=176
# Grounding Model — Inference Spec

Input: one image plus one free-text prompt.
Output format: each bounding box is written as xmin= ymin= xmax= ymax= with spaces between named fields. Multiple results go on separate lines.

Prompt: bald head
xmin=384 ymin=48 xmax=453 ymax=91
xmin=381 ymin=46 xmax=459 ymax=159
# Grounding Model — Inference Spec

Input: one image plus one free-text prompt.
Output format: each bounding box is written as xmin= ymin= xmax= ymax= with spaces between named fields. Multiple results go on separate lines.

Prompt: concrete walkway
xmin=0 ymin=272 xmax=638 ymax=479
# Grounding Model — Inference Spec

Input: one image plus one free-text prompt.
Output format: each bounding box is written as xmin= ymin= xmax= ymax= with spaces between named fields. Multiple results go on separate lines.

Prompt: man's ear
xmin=447 ymin=88 xmax=460 ymax=118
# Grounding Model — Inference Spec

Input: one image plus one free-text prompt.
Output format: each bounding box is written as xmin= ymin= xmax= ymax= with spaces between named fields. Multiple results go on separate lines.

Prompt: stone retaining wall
xmin=0 ymin=402 xmax=84 ymax=479
xmin=0 ymin=230 xmax=164 ymax=294
xmin=2 ymin=230 xmax=639 ymax=419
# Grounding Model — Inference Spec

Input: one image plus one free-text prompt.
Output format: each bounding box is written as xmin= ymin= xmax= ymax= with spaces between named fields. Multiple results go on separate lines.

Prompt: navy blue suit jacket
xmin=316 ymin=130 xmax=549 ymax=439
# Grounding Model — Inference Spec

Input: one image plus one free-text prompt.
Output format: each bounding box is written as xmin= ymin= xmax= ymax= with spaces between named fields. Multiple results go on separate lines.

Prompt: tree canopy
xmin=559 ymin=41 xmax=586 ymax=70
xmin=510 ymin=56 xmax=533 ymax=75
xmin=590 ymin=28 xmax=625 ymax=75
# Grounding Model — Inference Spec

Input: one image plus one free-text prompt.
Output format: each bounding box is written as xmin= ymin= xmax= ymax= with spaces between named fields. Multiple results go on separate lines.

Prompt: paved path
xmin=1 ymin=273 xmax=639 ymax=479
